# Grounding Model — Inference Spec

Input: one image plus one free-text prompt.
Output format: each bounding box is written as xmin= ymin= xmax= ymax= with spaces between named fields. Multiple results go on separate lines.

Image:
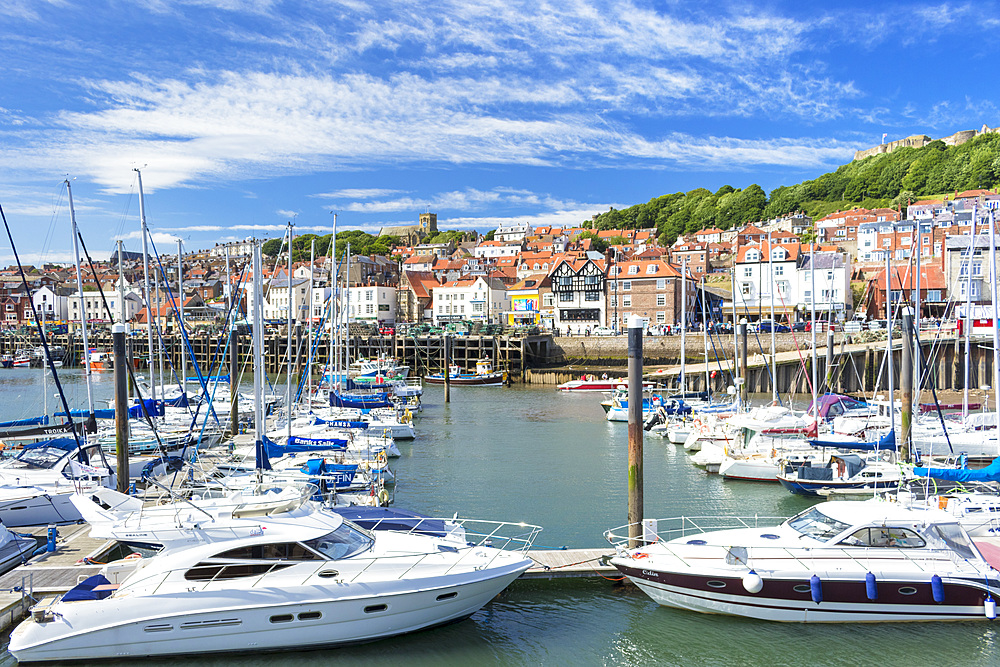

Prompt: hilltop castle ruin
xmin=853 ymin=124 xmax=999 ymax=161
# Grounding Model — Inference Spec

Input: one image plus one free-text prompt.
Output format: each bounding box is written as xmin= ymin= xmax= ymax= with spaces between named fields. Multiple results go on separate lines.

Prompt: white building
xmin=32 ymin=285 xmax=68 ymax=322
xmin=474 ymin=240 xmax=522 ymax=259
xmin=797 ymin=251 xmax=852 ymax=321
xmin=263 ymin=277 xmax=311 ymax=323
xmin=732 ymin=242 xmax=801 ymax=322
xmin=342 ymin=286 xmax=397 ymax=324
xmin=494 ymin=221 xmax=530 ymax=243
xmin=433 ymin=277 xmax=509 ymax=324
xmin=67 ymin=289 xmax=143 ymax=324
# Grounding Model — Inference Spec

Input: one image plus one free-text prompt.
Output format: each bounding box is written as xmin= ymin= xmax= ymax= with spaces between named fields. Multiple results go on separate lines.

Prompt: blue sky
xmin=0 ymin=0 xmax=997 ymax=264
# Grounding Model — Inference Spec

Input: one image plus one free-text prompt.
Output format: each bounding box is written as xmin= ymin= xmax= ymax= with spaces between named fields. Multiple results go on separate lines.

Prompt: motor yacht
xmin=607 ymin=500 xmax=1000 ymax=622
xmin=10 ymin=489 xmax=540 ymax=662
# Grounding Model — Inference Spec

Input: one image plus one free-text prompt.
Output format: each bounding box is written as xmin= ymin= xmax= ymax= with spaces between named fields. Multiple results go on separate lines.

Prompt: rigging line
xmin=74 ymin=228 xmax=175 ymax=455
xmin=0 ymin=202 xmax=83 ymax=448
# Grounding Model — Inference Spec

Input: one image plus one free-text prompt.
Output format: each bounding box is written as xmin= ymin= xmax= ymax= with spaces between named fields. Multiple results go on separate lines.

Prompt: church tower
xmin=419 ymin=213 xmax=438 ymax=234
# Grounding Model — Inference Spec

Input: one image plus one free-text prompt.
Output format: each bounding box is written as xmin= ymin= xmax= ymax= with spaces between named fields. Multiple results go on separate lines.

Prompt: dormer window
xmin=646 ymin=264 xmax=657 ymax=274
xmin=628 ymin=265 xmax=638 ymax=275
xmin=771 ymin=249 xmax=785 ymax=261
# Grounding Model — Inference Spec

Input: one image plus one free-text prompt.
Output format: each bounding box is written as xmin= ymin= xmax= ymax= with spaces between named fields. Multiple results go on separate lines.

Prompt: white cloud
xmin=313 ymin=188 xmax=407 ymax=200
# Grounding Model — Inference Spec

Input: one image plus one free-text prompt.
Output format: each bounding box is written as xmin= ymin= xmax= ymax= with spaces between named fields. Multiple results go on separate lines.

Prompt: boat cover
xmin=300 ymin=460 xmax=358 ymax=489
xmin=809 ymin=429 xmax=896 ymax=451
xmin=128 ymin=399 xmax=166 ymax=419
xmin=0 ymin=416 xmax=47 ymax=428
xmin=22 ymin=437 xmax=78 ymax=452
xmin=330 ymin=392 xmax=391 ymax=409
xmin=914 ymin=456 xmax=1000 ymax=483
xmin=62 ymin=574 xmax=114 ymax=601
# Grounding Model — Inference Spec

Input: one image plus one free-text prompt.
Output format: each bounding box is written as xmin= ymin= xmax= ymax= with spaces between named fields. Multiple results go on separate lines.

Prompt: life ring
xmin=377 ymin=489 xmax=390 ymax=505
xmin=375 ymin=451 xmax=388 ymax=467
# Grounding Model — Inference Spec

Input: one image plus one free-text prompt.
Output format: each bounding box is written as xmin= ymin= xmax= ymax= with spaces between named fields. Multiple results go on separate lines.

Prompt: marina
xmin=0 ymin=368 xmax=998 ymax=663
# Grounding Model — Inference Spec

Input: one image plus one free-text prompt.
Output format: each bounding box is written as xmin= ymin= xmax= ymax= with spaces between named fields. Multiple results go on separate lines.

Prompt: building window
xmin=628 ymin=265 xmax=638 ymax=275
xmin=741 ymin=284 xmax=751 ymax=296
xmin=774 ymin=266 xmax=784 ymax=276
xmin=656 ymin=294 xmax=666 ymax=306
xmin=656 ymin=278 xmax=665 ymax=289
xmin=559 ymin=292 xmax=573 ymax=302
xmin=622 ymin=281 xmax=631 ymax=291
xmin=610 ymin=295 xmax=617 ymax=307
xmin=585 ymin=291 xmax=600 ymax=301
xmin=543 ymin=293 xmax=554 ymax=307
xmin=623 ymin=295 xmax=631 ymax=307
xmin=743 ymin=267 xmax=752 ymax=278
xmin=656 ymin=311 xmax=665 ymax=323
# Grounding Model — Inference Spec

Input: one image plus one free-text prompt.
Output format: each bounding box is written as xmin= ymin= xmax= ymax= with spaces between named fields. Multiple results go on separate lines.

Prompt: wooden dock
xmin=522 ymin=548 xmax=618 ymax=579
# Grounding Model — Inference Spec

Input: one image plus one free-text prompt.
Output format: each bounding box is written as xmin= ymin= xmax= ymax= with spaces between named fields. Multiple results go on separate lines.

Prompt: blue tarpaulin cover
xmin=810 ymin=430 xmax=897 ymax=452
xmin=62 ymin=574 xmax=114 ymax=601
xmin=915 ymin=456 xmax=1000 ymax=483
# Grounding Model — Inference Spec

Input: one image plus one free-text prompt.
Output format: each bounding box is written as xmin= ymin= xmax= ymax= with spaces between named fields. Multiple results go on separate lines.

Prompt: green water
xmin=0 ymin=371 xmax=997 ymax=666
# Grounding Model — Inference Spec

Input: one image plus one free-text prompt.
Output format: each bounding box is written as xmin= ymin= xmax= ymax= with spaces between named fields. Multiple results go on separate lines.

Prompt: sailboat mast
xmin=680 ymin=257 xmax=686 ymax=393
xmin=810 ymin=241 xmax=817 ymax=421
xmin=286 ymin=222 xmax=294 ymax=443
xmin=701 ymin=275 xmax=709 ymax=396
xmin=964 ymin=206 xmax=977 ymax=420
xmin=66 ymin=179 xmax=95 ymax=423
xmin=886 ymin=252 xmax=895 ymax=425
xmin=307 ymin=239 xmax=315 ymax=404
xmin=252 ymin=242 xmax=265 ymax=484
xmin=135 ymin=168 xmax=155 ymax=402
xmin=989 ymin=207 xmax=999 ymax=438
xmin=330 ymin=213 xmax=338 ymax=391
xmin=768 ymin=232 xmax=776 ymax=403
xmin=178 ymin=239 xmax=185 ymax=386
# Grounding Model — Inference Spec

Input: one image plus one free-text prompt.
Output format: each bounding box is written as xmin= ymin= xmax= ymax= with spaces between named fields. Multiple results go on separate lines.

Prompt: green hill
xmin=587 ymin=133 xmax=1000 ymax=246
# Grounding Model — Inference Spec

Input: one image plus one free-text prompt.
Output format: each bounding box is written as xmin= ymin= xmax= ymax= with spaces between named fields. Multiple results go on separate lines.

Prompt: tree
xmin=484 ymin=229 xmax=496 ymax=241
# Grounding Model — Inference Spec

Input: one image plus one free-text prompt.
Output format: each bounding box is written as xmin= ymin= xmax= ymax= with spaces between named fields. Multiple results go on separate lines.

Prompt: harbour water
xmin=0 ymin=369 xmax=997 ymax=665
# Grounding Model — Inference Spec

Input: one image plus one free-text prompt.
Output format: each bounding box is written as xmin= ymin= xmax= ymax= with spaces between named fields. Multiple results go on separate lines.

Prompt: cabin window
xmin=304 ymin=522 xmax=375 ymax=560
xmin=839 ymin=527 xmax=925 ymax=548
xmin=213 ymin=543 xmax=320 ymax=561
xmin=184 ymin=562 xmax=294 ymax=581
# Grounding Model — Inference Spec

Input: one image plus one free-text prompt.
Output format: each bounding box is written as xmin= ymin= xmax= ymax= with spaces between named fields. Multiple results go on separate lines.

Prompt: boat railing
xmin=131 ymin=519 xmax=542 ymax=595
xmin=604 ymin=515 xmax=786 ymax=549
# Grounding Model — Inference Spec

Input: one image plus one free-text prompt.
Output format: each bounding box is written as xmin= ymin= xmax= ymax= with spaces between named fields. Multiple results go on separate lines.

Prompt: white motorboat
xmin=607 ymin=500 xmax=1000 ymax=622
xmin=11 ymin=490 xmax=539 ymax=662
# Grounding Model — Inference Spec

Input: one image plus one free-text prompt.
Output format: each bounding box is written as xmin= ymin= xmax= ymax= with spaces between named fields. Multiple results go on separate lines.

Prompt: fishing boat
xmin=10 ymin=489 xmax=540 ymax=662
xmin=606 ymin=500 xmax=1000 ymax=622
xmin=424 ymin=359 xmax=507 ymax=386
xmin=82 ymin=348 xmax=112 ymax=372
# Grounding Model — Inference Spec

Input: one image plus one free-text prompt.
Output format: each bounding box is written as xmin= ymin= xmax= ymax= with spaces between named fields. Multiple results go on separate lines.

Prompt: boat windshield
xmin=12 ymin=446 xmax=65 ymax=469
xmin=927 ymin=522 xmax=978 ymax=560
xmin=786 ymin=507 xmax=852 ymax=541
xmin=305 ymin=521 xmax=375 ymax=560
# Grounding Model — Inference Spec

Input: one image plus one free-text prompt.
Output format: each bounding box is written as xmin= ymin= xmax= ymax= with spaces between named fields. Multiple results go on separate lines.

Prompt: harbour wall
xmin=4 ymin=333 xmax=993 ymax=395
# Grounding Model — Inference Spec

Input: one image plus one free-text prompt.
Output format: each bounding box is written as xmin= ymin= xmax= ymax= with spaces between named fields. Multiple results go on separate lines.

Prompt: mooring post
xmin=627 ymin=314 xmax=644 ymax=548
xmin=112 ymin=323 xmax=129 ymax=494
xmin=444 ymin=333 xmax=451 ymax=404
xmin=900 ymin=306 xmax=913 ymax=462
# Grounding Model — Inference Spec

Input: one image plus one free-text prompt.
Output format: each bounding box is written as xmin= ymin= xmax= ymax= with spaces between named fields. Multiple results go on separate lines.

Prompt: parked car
xmin=756 ymin=320 xmax=790 ymax=333
xmin=791 ymin=321 xmax=807 ymax=332
xmin=593 ymin=326 xmax=615 ymax=336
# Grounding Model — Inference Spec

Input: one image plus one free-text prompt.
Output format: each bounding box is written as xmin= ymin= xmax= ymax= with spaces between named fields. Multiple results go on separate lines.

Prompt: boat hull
xmin=10 ymin=560 xmax=529 ymax=662
xmin=614 ymin=563 xmax=996 ymax=622
xmin=424 ymin=374 xmax=505 ymax=386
